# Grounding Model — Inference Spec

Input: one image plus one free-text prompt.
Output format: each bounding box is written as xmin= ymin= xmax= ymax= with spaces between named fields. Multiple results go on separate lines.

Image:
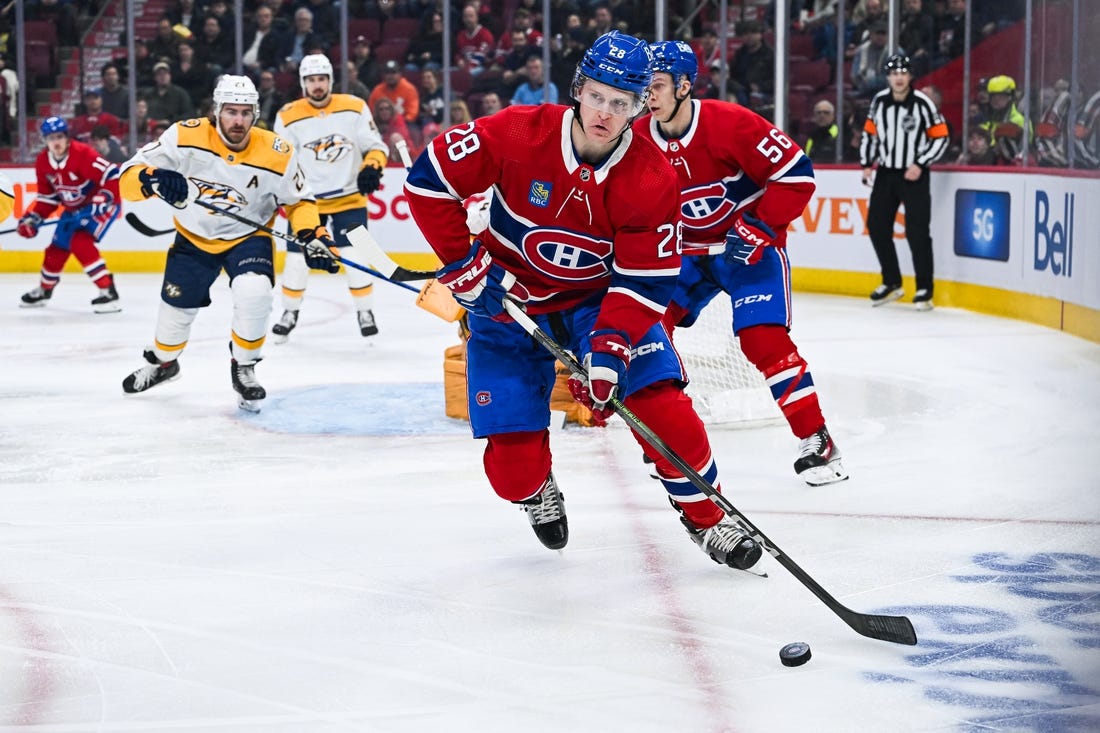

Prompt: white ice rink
xmin=1 ymin=271 xmax=1098 ymax=732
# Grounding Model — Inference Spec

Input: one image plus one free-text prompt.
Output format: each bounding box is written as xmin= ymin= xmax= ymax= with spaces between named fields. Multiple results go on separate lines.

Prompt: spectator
xmin=130 ymin=40 xmax=158 ymax=89
xmin=494 ymin=7 xmax=543 ymax=61
xmin=166 ymin=0 xmax=204 ymax=38
xmin=455 ymin=4 xmax=495 ymax=74
xmin=0 ymin=54 xmax=19 ymax=145
xmin=417 ymin=68 xmax=445 ymax=127
xmin=450 ymin=98 xmax=473 ymax=125
xmin=479 ymin=91 xmax=502 ymax=117
xmin=804 ymin=100 xmax=838 ymax=162
xmin=255 ymin=69 xmax=285 ymax=129
xmin=133 ymin=96 xmax=153 ymax=145
xmin=149 ymin=17 xmax=182 ymax=65
xmin=372 ymin=96 xmax=413 ymax=161
xmin=98 ymin=63 xmax=129 ymax=119
xmin=550 ymin=28 xmax=586 ymax=101
xmin=730 ymin=20 xmax=775 ymax=110
xmin=343 ymin=61 xmax=371 ymax=101
xmin=144 ymin=61 xmax=195 ymax=128
xmin=510 ymin=56 xmax=558 ymax=106
xmin=172 ymin=42 xmax=212 ymax=111
xmin=90 ymin=124 xmax=128 ymax=164
xmin=934 ymin=0 xmax=970 ymax=66
xmin=71 ymin=89 xmax=126 ymax=142
xmin=302 ymin=0 xmax=337 ymax=47
xmin=585 ymin=4 xmax=614 ymax=45
xmin=500 ymin=29 xmax=537 ymax=93
xmin=353 ymin=37 xmax=381 ymax=90
xmin=897 ymin=0 xmax=934 ymax=76
xmin=979 ymin=75 xmax=1028 ymax=163
xmin=850 ymin=19 xmax=891 ymax=98
xmin=194 ymin=14 xmax=234 ymax=75
xmin=368 ymin=60 xmax=421 ymax=125
xmin=692 ymin=28 xmax=721 ymax=72
xmin=204 ymin=0 xmax=236 ymax=32
xmin=956 ymin=126 xmax=998 ymax=165
xmin=28 ymin=0 xmax=79 ymax=46
xmin=242 ymin=3 xmax=285 ymax=75
xmin=406 ymin=11 xmax=445 ymax=71
xmin=278 ymin=7 xmax=322 ymax=70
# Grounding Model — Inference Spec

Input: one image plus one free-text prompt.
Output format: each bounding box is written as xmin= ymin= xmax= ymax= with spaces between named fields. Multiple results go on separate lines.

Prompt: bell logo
xmin=1034 ymin=191 xmax=1074 ymax=277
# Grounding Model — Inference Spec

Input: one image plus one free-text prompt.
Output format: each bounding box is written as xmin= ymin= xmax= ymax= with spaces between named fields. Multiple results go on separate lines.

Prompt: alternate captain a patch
xmin=528 ymin=180 xmax=551 ymax=208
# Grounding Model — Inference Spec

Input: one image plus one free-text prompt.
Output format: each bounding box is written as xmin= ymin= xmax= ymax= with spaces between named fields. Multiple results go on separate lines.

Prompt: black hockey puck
xmin=779 ymin=641 xmax=812 ymax=667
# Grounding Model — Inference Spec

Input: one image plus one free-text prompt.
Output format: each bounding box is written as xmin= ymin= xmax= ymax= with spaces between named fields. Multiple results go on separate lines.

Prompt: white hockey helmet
xmin=299 ymin=53 xmax=334 ymax=91
xmin=213 ymin=74 xmax=260 ymax=119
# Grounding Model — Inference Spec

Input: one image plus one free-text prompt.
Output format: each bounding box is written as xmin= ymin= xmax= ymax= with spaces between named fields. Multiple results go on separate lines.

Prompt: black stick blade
xmin=846 ymin=611 xmax=918 ymax=645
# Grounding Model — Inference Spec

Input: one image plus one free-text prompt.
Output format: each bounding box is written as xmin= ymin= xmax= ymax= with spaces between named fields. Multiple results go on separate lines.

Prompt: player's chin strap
xmin=500 ymin=296 xmax=918 ymax=647
xmin=660 ymin=79 xmax=693 ymax=125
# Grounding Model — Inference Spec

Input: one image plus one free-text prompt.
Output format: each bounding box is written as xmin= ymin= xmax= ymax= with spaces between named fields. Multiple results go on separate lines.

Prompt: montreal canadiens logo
xmin=475 ymin=391 xmax=492 ymax=406
xmin=521 ymin=229 xmax=612 ymax=282
xmin=680 ymin=181 xmax=737 ymax=230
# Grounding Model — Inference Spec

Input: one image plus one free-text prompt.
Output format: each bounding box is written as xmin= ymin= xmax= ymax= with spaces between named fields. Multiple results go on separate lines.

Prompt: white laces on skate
xmin=702 ymin=519 xmax=751 ymax=554
xmin=129 ymin=365 xmax=161 ymax=391
xmin=798 ymin=431 xmax=826 ymax=459
xmin=528 ymin=482 xmax=564 ymax=524
xmin=235 ymin=364 xmax=261 ymax=388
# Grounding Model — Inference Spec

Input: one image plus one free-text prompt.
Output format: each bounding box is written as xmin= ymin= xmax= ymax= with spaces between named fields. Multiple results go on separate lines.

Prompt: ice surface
xmin=1 ymin=273 xmax=1097 ymax=732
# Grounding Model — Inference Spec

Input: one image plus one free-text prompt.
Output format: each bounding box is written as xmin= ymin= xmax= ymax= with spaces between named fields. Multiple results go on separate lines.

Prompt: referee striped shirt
xmin=859 ymin=88 xmax=950 ymax=170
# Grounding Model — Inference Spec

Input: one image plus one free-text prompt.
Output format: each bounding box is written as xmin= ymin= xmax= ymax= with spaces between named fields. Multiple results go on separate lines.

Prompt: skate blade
xmin=237 ymin=397 xmax=263 ymax=413
xmin=871 ymin=290 xmax=904 ymax=307
xmin=93 ymin=303 xmax=122 ymax=314
xmin=800 ymin=461 xmax=849 ymax=487
xmin=272 ymin=333 xmax=289 ymax=344
xmin=19 ymin=302 xmax=48 ymax=309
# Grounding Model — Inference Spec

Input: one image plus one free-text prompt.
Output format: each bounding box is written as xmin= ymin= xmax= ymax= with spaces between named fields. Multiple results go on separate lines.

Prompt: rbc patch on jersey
xmin=528 ymin=180 xmax=552 ymax=208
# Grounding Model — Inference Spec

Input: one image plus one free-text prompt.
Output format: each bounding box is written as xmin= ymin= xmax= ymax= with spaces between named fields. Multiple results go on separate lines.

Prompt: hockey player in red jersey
xmin=636 ymin=41 xmax=847 ymax=486
xmin=404 ymin=30 xmax=762 ymax=570
xmin=18 ymin=116 xmax=122 ymax=312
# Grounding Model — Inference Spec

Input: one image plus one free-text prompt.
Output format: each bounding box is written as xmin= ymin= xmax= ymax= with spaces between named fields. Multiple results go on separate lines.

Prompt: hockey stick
xmin=183 ymin=198 xmax=419 ymax=293
xmin=345 ymin=225 xmax=437 ymax=282
xmin=0 ymin=218 xmax=61 ymax=236
xmin=501 ymin=298 xmax=918 ymax=647
xmin=125 ymin=212 xmax=175 ymax=237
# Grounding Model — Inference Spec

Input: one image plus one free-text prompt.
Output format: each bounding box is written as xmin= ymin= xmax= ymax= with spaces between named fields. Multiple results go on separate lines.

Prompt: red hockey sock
xmin=626 ymin=382 xmax=724 ymax=528
xmin=69 ymin=231 xmax=114 ymax=289
xmin=40 ymin=245 xmax=71 ymax=289
xmin=483 ymin=430 xmax=552 ymax=502
xmin=738 ymin=324 xmax=825 ymax=439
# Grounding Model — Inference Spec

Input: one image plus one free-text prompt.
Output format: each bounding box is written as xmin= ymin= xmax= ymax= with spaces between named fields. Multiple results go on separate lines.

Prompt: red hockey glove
xmin=297 ymin=226 xmax=341 ymax=273
xmin=78 ymin=193 xmax=118 ymax=229
xmin=436 ymin=240 xmax=529 ymax=321
xmin=16 ymin=211 xmax=43 ymax=239
xmin=724 ymin=211 xmax=777 ymax=266
xmin=568 ymin=329 xmax=631 ymax=426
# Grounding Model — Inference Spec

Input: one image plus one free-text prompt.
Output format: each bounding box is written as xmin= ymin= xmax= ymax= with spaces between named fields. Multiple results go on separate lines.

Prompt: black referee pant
xmin=867 ymin=167 xmax=934 ymax=294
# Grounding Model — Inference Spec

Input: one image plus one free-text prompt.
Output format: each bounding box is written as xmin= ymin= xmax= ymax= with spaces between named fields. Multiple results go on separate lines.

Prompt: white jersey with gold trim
xmin=121 ymin=118 xmax=317 ymax=253
xmin=0 ymin=171 xmax=14 ymax=222
xmin=274 ymin=94 xmax=388 ymax=215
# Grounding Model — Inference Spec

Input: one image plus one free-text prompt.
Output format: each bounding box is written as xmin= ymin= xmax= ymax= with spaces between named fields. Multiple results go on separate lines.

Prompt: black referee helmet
xmin=884 ymin=52 xmax=912 ymax=74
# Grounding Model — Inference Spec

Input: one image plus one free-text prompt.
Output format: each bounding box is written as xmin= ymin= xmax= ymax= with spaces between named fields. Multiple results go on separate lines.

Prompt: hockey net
xmin=673 ymin=296 xmax=781 ymax=425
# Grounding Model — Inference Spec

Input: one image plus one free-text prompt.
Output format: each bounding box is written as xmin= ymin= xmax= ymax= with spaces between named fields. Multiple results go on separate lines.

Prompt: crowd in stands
xmin=0 ymin=0 xmax=1096 ymax=169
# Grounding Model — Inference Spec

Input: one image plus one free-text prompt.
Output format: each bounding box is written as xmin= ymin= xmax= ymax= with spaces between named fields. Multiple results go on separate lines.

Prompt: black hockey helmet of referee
xmin=883 ymin=52 xmax=912 ymax=74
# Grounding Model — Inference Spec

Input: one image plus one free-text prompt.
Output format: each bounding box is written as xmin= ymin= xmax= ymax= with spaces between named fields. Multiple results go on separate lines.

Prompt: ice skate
xmin=231 ymin=358 xmax=266 ymax=412
xmin=913 ymin=289 xmax=934 ymax=312
xmin=794 ymin=426 xmax=848 ymax=486
xmin=870 ymin=283 xmax=904 ymax=306
xmin=122 ymin=350 xmax=180 ymax=393
xmin=271 ymin=309 xmax=298 ymax=344
xmin=357 ymin=309 xmax=378 ymax=337
xmin=514 ymin=473 xmax=568 ymax=550
xmin=680 ymin=513 xmax=762 ymax=571
xmin=91 ymin=284 xmax=121 ymax=313
xmin=20 ymin=286 xmax=52 ymax=308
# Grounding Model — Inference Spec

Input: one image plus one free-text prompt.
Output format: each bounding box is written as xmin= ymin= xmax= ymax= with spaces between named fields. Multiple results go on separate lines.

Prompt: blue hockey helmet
xmin=575 ymin=30 xmax=654 ymax=97
xmin=649 ymin=40 xmax=699 ymax=86
xmin=40 ymin=116 xmax=69 ymax=137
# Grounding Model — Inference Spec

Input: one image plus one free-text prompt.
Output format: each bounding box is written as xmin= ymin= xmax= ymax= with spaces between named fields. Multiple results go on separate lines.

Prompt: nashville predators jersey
xmin=120 ymin=117 xmax=319 ymax=254
xmin=274 ymin=94 xmax=388 ymax=215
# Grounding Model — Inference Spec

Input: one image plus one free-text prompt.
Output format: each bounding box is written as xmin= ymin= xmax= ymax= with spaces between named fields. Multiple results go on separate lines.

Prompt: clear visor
xmin=572 ymin=77 xmax=647 ymax=118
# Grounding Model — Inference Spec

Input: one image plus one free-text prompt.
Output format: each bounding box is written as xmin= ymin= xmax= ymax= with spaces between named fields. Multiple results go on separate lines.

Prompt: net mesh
xmin=674 ymin=296 xmax=781 ymax=425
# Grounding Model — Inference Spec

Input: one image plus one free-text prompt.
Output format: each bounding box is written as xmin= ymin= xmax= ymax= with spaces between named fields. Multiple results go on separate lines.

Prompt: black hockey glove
xmin=356 ymin=164 xmax=383 ymax=195
xmin=297 ymin=226 xmax=341 ymax=273
xmin=138 ymin=167 xmax=189 ymax=208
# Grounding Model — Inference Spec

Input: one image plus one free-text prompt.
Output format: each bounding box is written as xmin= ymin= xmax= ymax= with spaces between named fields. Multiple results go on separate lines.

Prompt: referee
xmin=860 ymin=52 xmax=949 ymax=311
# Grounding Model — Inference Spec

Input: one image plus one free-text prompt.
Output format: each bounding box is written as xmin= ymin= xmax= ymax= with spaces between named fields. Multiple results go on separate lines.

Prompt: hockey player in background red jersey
xmin=636 ymin=41 xmax=847 ymax=486
xmin=18 ymin=116 xmax=122 ymax=312
xmin=404 ymin=30 xmax=762 ymax=571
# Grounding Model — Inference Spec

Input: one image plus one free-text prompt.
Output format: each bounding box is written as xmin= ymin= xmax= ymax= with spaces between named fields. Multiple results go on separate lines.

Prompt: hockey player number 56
xmin=444 ymin=123 xmax=481 ymax=162
xmin=756 ymin=129 xmax=794 ymax=163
